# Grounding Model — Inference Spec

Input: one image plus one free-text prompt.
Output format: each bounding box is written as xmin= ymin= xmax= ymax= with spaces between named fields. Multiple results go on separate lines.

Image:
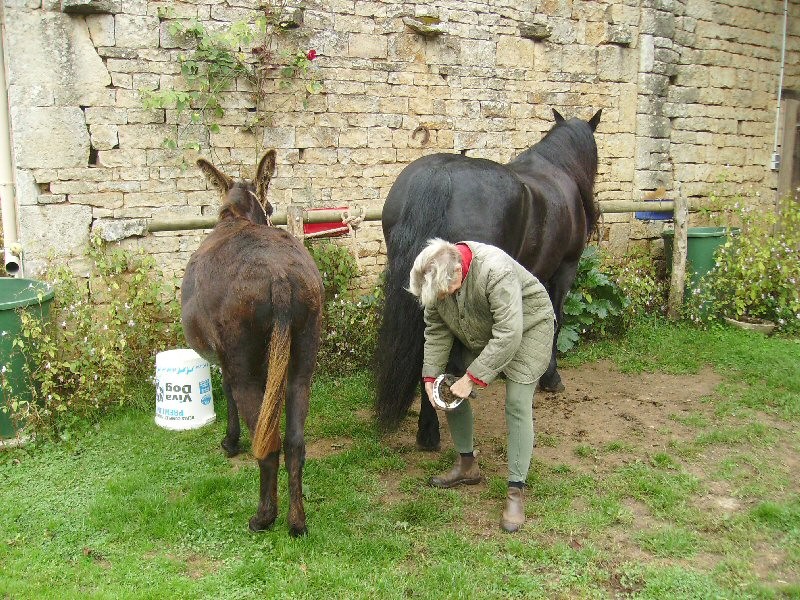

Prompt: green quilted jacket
xmin=421 ymin=241 xmax=555 ymax=385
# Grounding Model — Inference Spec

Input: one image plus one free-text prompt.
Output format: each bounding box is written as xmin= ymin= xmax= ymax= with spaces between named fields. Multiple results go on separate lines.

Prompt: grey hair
xmin=408 ymin=238 xmax=462 ymax=308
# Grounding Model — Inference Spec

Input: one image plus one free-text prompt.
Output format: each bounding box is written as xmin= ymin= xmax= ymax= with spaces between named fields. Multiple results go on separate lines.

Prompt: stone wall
xmin=3 ymin=0 xmax=799 ymax=292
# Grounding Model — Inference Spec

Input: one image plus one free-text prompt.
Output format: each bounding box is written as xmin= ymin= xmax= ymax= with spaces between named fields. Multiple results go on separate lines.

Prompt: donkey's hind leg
xmin=220 ymin=376 xmax=241 ymax=457
xmin=284 ymin=377 xmax=309 ymax=537
xmin=250 ymin=451 xmax=280 ymax=532
xmin=232 ymin=378 xmax=280 ymax=531
xmin=283 ymin=332 xmax=318 ymax=537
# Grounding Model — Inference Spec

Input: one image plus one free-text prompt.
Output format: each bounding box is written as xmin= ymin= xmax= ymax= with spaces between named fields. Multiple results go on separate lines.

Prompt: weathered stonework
xmin=2 ymin=0 xmax=798 ymax=287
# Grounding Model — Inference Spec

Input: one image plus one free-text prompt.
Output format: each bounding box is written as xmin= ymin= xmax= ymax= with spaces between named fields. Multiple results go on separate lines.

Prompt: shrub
xmin=317 ymin=288 xmax=383 ymax=375
xmin=558 ymin=246 xmax=628 ymax=352
xmin=605 ymin=245 xmax=669 ymax=322
xmin=686 ymin=196 xmax=800 ymax=333
xmin=305 ymin=239 xmax=358 ymax=301
xmin=4 ymin=238 xmax=182 ymax=438
xmin=305 ymin=239 xmax=382 ymax=374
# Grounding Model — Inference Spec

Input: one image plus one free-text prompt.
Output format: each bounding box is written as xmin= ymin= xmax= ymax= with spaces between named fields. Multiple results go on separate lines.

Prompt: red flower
xmin=306 ymin=49 xmax=317 ymax=61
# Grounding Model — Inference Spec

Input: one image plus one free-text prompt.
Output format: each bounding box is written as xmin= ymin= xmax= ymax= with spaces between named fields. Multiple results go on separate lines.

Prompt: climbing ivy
xmin=141 ymin=2 xmax=323 ymax=159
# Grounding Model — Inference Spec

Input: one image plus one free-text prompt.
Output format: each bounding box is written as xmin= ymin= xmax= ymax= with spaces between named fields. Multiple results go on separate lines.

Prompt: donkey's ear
xmin=197 ymin=159 xmax=233 ymax=193
xmin=588 ymin=109 xmax=602 ymax=132
xmin=255 ymin=150 xmax=276 ymax=206
xmin=552 ymin=109 xmax=565 ymax=123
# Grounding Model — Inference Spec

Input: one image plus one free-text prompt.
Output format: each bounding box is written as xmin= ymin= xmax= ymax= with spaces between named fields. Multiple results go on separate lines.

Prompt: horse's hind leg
xmin=539 ymin=260 xmax=579 ymax=393
xmin=220 ymin=376 xmax=241 ymax=457
xmin=417 ymin=388 xmax=441 ymax=451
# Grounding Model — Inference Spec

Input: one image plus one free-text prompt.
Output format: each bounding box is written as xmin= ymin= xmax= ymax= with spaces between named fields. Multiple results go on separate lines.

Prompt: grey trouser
xmin=445 ymin=377 xmax=536 ymax=484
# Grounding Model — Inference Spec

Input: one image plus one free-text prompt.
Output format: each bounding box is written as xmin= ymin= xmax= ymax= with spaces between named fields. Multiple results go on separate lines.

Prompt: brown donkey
xmin=181 ymin=151 xmax=323 ymax=536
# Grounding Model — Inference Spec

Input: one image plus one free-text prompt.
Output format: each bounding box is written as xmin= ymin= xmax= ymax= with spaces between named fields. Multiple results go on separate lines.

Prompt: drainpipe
xmin=770 ymin=0 xmax=788 ymax=173
xmin=0 ymin=7 xmax=22 ymax=276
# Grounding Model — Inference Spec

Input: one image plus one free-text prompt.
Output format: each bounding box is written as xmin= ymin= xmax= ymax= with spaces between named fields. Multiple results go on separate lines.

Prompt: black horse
xmin=375 ymin=108 xmax=601 ymax=450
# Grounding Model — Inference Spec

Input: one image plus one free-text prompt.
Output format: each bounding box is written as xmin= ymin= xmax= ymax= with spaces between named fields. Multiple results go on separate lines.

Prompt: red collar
xmin=455 ymin=243 xmax=472 ymax=282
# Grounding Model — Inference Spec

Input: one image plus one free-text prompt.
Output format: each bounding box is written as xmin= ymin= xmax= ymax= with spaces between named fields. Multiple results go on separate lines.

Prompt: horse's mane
xmin=218 ymin=182 xmax=268 ymax=225
xmin=519 ymin=119 xmax=599 ymax=237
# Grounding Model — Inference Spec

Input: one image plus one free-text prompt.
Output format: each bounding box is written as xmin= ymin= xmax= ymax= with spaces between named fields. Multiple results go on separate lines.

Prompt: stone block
xmin=86 ymin=14 xmax=115 ymax=46
xmin=90 ymin=124 xmax=119 ymax=150
xmin=348 ymin=33 xmax=388 ymax=59
xmin=11 ymin=107 xmax=90 ymax=169
xmin=19 ymin=203 xmax=93 ymax=261
xmin=70 ymin=192 xmax=123 ymax=209
xmin=96 ymin=148 xmax=147 ymax=168
xmin=91 ymin=218 xmax=147 ymax=241
xmin=496 ymin=36 xmax=534 ymax=68
xmin=61 ymin=0 xmax=121 ymax=14
xmin=5 ymin=10 xmax=111 ymax=105
xmin=114 ymin=14 xmax=159 ymax=48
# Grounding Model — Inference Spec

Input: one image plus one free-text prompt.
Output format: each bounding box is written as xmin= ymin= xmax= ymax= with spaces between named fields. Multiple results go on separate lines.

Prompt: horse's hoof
xmin=289 ymin=523 xmax=308 ymax=537
xmin=416 ymin=433 xmax=441 ymax=452
xmin=221 ymin=439 xmax=241 ymax=458
xmin=248 ymin=514 xmax=276 ymax=532
xmin=539 ymin=381 xmax=566 ymax=393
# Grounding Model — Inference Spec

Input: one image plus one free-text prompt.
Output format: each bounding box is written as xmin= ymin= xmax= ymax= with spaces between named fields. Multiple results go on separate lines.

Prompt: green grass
xmin=0 ymin=319 xmax=798 ymax=598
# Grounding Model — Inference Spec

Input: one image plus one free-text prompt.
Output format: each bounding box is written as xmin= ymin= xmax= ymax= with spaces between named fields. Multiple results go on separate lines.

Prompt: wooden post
xmin=667 ymin=189 xmax=689 ymax=319
xmin=286 ymin=205 xmax=304 ymax=239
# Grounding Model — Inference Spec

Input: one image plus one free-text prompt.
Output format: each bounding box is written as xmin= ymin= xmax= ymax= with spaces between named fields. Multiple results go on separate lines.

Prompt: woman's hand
xmin=449 ymin=374 xmax=474 ymax=399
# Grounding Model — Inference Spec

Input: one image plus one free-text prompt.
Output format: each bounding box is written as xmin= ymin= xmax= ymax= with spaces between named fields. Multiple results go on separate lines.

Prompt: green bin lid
xmin=0 ymin=278 xmax=55 ymax=311
xmin=661 ymin=226 xmax=740 ymax=239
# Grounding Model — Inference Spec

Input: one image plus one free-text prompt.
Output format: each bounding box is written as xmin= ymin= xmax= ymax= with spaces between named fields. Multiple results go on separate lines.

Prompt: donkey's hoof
xmin=221 ymin=439 xmax=241 ymax=458
xmin=248 ymin=514 xmax=276 ymax=532
xmin=289 ymin=523 xmax=308 ymax=537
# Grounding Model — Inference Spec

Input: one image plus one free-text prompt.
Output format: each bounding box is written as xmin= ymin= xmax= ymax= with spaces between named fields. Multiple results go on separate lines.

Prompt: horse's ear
xmin=552 ymin=109 xmax=565 ymax=123
xmin=197 ymin=159 xmax=233 ymax=193
xmin=588 ymin=109 xmax=602 ymax=132
xmin=255 ymin=150 xmax=276 ymax=207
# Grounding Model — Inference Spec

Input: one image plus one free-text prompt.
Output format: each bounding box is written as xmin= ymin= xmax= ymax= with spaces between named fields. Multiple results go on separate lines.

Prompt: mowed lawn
xmin=1 ymin=320 xmax=798 ymax=599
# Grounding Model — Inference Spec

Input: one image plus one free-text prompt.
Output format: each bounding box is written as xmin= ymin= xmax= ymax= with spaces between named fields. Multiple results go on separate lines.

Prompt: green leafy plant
xmin=686 ymin=196 xmax=800 ymax=333
xmin=558 ymin=246 xmax=628 ymax=352
xmin=305 ymin=240 xmax=358 ymax=301
xmin=605 ymin=245 xmax=669 ymax=322
xmin=3 ymin=238 xmax=182 ymax=439
xmin=304 ymin=239 xmax=382 ymax=373
xmin=141 ymin=2 xmax=323 ymax=156
xmin=317 ymin=290 xmax=383 ymax=375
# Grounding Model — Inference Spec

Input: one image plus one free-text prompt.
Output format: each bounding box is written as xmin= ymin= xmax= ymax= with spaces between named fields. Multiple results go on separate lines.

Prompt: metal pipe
xmin=0 ymin=7 xmax=22 ymax=276
xmin=147 ymin=202 xmax=684 ymax=233
xmin=147 ymin=206 xmax=384 ymax=233
xmin=600 ymin=200 xmax=674 ymax=213
xmin=771 ymin=0 xmax=789 ymax=172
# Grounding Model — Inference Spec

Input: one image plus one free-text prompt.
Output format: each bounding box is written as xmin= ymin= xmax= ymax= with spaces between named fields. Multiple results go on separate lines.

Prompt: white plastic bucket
xmin=155 ymin=348 xmax=216 ymax=430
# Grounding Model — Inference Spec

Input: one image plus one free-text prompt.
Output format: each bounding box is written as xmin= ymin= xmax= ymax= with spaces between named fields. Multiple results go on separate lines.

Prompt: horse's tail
xmin=252 ymin=282 xmax=292 ymax=460
xmin=375 ymin=166 xmax=451 ymax=431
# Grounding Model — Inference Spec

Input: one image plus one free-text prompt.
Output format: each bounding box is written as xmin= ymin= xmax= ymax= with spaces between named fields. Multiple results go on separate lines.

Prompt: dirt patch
xmin=373 ymin=360 xmax=797 ymax=588
xmin=383 ymin=359 xmax=724 ymax=480
xmin=306 ymin=437 xmax=351 ymax=459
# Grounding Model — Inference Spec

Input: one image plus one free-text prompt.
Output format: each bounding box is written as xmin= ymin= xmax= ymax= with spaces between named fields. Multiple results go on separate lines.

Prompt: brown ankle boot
xmin=429 ymin=454 xmax=482 ymax=488
xmin=500 ymin=486 xmax=525 ymax=532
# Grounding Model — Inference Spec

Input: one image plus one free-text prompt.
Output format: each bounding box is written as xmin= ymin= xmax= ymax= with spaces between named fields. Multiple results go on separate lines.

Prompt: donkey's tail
xmin=375 ymin=165 xmax=452 ymax=431
xmin=252 ymin=282 xmax=292 ymax=460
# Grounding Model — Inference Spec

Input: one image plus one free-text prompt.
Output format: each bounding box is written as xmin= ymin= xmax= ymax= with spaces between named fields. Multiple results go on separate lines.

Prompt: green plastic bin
xmin=662 ymin=227 xmax=739 ymax=290
xmin=0 ymin=278 xmax=54 ymax=440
